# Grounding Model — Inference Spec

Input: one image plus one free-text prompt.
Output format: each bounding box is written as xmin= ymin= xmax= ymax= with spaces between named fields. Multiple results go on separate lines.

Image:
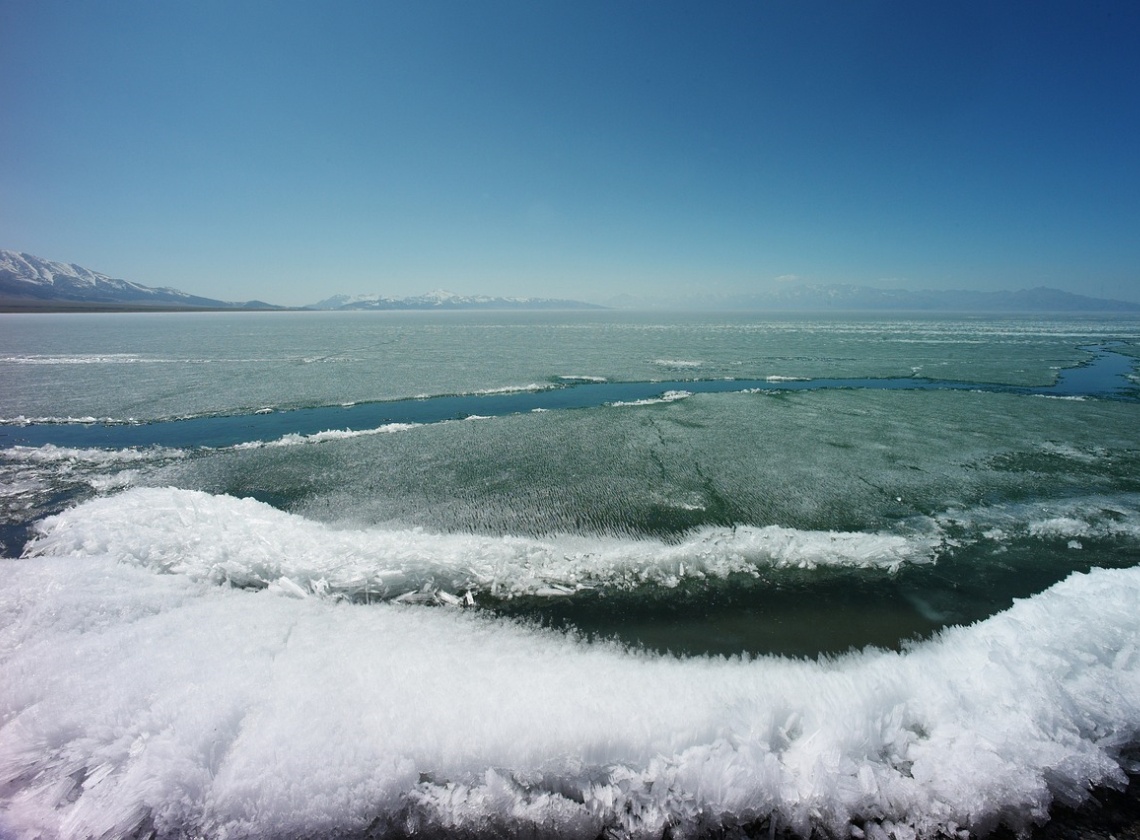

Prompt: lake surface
xmin=2 ymin=310 xmax=1139 ymax=839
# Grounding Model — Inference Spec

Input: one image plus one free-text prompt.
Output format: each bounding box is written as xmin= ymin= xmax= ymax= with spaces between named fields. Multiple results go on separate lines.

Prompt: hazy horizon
xmin=8 ymin=245 xmax=1140 ymax=310
xmin=2 ymin=1 xmax=1138 ymax=307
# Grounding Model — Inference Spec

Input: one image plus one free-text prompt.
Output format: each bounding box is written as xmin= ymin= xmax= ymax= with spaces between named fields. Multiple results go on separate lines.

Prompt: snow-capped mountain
xmin=0 ymin=250 xmax=274 ymax=309
xmin=307 ymin=289 xmax=603 ymax=311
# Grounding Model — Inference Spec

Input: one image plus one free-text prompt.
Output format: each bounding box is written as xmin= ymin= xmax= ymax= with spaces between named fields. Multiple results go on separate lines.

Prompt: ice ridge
xmin=22 ymin=488 xmax=940 ymax=601
xmin=0 ymin=555 xmax=1138 ymax=838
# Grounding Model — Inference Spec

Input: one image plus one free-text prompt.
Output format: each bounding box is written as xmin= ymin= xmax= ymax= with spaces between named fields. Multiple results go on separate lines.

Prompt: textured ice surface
xmin=167 ymin=386 xmax=1140 ymax=542
xmin=1 ymin=546 xmax=1138 ymax=839
xmin=938 ymin=496 xmax=1140 ymax=543
xmin=23 ymin=488 xmax=939 ymax=601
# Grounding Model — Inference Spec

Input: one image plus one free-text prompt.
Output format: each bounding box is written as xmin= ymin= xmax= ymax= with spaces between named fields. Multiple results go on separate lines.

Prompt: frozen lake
xmin=2 ymin=311 xmax=1139 ymax=839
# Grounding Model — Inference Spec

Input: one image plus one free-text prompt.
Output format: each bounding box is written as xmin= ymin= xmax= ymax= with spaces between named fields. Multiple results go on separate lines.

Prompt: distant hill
xmin=609 ymin=284 xmax=1140 ymax=313
xmin=0 ymin=250 xmax=280 ymax=310
xmin=307 ymin=289 xmax=605 ymax=311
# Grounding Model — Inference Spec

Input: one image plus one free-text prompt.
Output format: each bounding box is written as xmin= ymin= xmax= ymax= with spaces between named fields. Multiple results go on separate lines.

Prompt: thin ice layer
xmin=23 ymin=488 xmax=939 ymax=600
xmin=1 ymin=552 xmax=1138 ymax=839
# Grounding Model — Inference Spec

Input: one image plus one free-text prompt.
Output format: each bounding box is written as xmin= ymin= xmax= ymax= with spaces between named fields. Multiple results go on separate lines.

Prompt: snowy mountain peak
xmin=423 ymin=289 xmax=461 ymax=302
xmin=1 ymin=250 xmax=113 ymax=288
xmin=0 ymin=249 xmax=272 ymax=309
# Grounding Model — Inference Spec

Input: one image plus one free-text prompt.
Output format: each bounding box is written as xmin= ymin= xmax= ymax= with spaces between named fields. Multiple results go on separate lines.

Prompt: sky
xmin=1 ymin=0 xmax=1139 ymax=307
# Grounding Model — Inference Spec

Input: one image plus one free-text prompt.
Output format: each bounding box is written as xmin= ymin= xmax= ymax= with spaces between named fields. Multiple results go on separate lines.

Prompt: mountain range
xmin=3 ymin=249 xmax=1138 ymax=313
xmin=306 ymin=291 xmax=604 ymax=311
xmin=0 ymin=251 xmax=601 ymax=311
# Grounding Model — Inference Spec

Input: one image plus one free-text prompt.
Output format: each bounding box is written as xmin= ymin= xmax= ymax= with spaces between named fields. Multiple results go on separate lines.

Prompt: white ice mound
xmin=229 ymin=422 xmax=419 ymax=449
xmin=609 ymin=389 xmax=692 ymax=407
xmin=0 ymin=444 xmax=186 ymax=466
xmin=1 ymin=555 xmax=1138 ymax=839
xmin=22 ymin=488 xmax=938 ymax=600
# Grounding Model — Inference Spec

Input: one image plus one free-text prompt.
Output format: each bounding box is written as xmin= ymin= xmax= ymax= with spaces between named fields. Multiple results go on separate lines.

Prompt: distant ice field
xmin=2 ymin=310 xmax=1137 ymax=423
xmin=1 ymin=312 xmax=1139 ymax=839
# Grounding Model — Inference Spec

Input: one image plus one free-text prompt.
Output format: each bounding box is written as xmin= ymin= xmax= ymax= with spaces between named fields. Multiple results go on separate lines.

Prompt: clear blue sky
xmin=2 ymin=0 xmax=1138 ymax=305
